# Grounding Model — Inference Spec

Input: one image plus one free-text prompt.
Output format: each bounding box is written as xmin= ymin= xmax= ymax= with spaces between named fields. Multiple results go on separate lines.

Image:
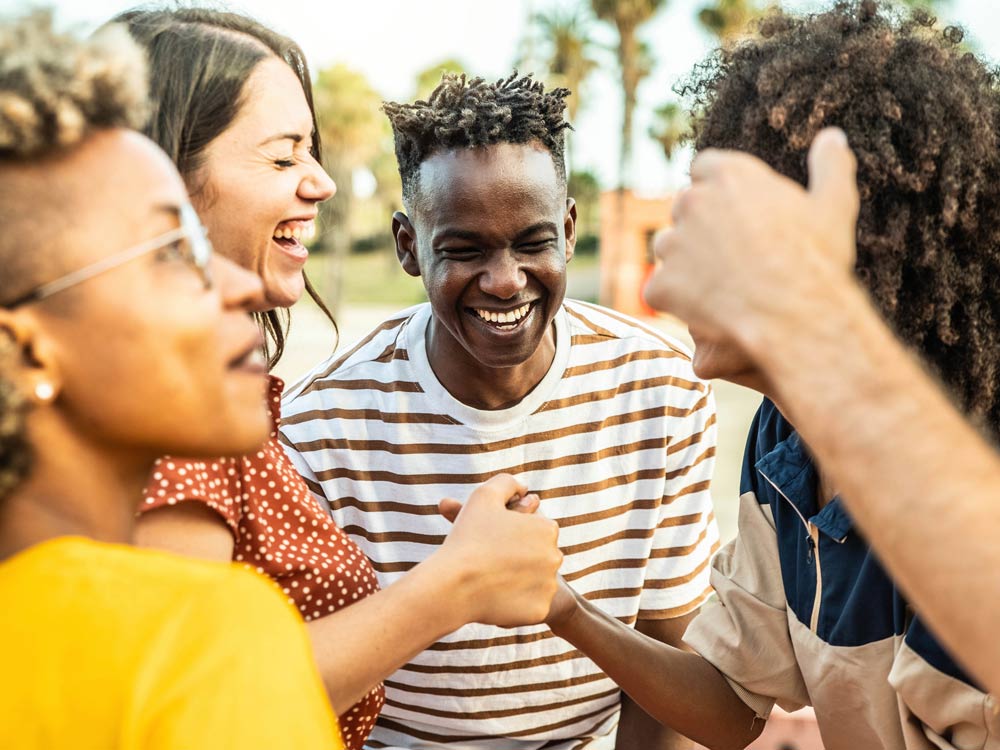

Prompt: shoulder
xmin=283 ymin=304 xmax=424 ymax=405
xmin=125 ymin=546 xmax=306 ymax=643
xmin=562 ymin=300 xmax=708 ymax=407
xmin=563 ymin=299 xmax=694 ymax=359
xmin=740 ymin=399 xmax=795 ymax=499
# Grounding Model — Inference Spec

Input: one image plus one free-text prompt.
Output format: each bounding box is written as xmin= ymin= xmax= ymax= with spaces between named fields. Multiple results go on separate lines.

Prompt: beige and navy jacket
xmin=684 ymin=399 xmax=1000 ymax=750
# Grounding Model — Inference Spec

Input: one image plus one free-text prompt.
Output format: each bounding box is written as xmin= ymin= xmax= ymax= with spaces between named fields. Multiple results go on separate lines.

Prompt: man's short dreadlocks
xmin=383 ymin=72 xmax=572 ymax=208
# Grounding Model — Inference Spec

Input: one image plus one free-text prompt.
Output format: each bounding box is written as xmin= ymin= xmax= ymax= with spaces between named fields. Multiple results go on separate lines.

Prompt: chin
xmin=264 ymin=278 xmax=306 ymax=310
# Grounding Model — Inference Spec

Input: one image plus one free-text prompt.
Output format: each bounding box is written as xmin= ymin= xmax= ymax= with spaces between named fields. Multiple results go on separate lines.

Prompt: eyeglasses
xmin=4 ymin=202 xmax=214 ymax=308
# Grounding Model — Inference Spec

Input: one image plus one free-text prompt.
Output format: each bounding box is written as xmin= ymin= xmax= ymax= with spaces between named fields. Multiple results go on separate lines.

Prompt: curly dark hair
xmin=683 ymin=0 xmax=1000 ymax=440
xmin=383 ymin=72 xmax=572 ymax=208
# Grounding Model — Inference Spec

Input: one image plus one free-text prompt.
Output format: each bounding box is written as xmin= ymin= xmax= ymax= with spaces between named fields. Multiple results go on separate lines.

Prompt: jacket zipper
xmin=759 ymin=469 xmax=823 ymax=634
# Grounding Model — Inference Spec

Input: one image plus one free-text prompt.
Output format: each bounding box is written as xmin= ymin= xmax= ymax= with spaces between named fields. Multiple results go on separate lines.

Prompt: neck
xmin=426 ymin=319 xmax=558 ymax=411
xmin=768 ymin=395 xmax=837 ymax=509
xmin=0 ymin=410 xmax=151 ymax=561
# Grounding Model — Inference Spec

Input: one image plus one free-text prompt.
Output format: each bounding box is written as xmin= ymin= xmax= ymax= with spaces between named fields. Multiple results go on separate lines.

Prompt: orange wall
xmin=598 ymin=189 xmax=675 ymax=317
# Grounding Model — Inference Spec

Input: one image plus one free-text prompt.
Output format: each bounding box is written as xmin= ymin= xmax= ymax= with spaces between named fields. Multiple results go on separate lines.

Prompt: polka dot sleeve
xmin=141 ymin=456 xmax=244 ymax=538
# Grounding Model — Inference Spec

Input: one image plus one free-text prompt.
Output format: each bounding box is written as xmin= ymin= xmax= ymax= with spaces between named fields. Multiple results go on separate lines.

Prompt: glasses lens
xmin=179 ymin=203 xmax=213 ymax=288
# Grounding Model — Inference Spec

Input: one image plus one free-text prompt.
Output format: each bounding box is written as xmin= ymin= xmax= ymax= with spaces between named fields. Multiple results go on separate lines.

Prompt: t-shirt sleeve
xmin=682 ymin=491 xmax=810 ymax=719
xmin=278 ymin=431 xmax=331 ymax=510
xmin=139 ymin=456 xmax=243 ymax=537
xmin=638 ymin=382 xmax=721 ymax=619
xmin=140 ymin=566 xmax=343 ymax=749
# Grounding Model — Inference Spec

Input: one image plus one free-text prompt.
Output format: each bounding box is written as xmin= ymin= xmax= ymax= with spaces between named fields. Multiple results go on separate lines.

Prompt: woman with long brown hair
xmin=117 ymin=9 xmax=562 ymax=749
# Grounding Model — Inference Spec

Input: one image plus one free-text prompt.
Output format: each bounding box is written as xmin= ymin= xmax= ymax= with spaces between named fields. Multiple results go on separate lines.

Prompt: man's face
xmin=687 ymin=326 xmax=769 ymax=393
xmin=403 ymin=142 xmax=575 ymax=371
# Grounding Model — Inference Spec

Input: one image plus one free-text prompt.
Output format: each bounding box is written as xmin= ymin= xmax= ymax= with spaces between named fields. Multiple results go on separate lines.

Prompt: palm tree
xmin=590 ymin=0 xmax=666 ymax=189
xmin=413 ymin=58 xmax=467 ymax=101
xmin=528 ymin=7 xmax=599 ymax=126
xmin=649 ymin=101 xmax=689 ymax=163
xmin=523 ymin=6 xmax=600 ymax=173
xmin=311 ymin=63 xmax=386 ymax=311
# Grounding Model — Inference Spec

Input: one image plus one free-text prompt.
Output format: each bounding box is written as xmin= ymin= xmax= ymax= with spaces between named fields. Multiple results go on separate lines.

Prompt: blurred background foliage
xmin=305 ymin=0 xmax=949 ymax=310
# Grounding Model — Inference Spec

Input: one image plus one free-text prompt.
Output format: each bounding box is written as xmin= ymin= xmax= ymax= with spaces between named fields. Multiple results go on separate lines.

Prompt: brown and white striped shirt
xmin=280 ymin=300 xmax=720 ymax=750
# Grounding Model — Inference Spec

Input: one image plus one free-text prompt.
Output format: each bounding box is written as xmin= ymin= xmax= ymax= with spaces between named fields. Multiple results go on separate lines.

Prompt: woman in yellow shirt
xmin=0 ymin=13 xmax=343 ymax=748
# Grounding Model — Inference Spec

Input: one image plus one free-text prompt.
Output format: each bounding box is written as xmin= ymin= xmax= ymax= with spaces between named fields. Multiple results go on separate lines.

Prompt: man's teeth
xmin=474 ymin=303 xmax=531 ymax=325
xmin=272 ymin=223 xmax=316 ymax=242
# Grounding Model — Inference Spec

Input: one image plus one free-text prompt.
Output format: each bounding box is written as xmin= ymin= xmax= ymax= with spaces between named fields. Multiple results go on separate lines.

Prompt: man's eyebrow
xmin=435 ymin=228 xmax=483 ymax=243
xmin=434 ymin=222 xmax=560 ymax=245
xmin=515 ymin=222 xmax=559 ymax=240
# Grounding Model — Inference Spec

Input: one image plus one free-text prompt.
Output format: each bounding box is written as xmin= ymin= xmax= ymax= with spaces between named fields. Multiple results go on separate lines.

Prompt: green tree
xmin=311 ymin=63 xmax=387 ymax=311
xmin=590 ymin=0 xmax=666 ymax=189
xmin=568 ymin=168 xmax=601 ymax=239
xmin=526 ymin=7 xmax=599 ymax=125
xmin=648 ymin=100 xmax=689 ymax=163
xmin=523 ymin=6 xmax=600 ymax=172
xmin=413 ymin=58 xmax=467 ymax=101
xmin=697 ymin=0 xmax=763 ymax=45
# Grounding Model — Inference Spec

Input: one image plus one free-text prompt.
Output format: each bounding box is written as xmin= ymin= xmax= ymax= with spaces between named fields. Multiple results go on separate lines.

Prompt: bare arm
xmin=548 ymin=583 xmax=761 ymax=750
xmin=645 ymin=127 xmax=1000 ymax=695
xmin=138 ymin=474 xmax=562 ymax=715
xmin=614 ymin=614 xmax=699 ymax=750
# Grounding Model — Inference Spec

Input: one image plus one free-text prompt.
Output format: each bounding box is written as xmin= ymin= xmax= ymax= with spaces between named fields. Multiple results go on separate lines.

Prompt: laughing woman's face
xmin=191 ymin=57 xmax=336 ymax=311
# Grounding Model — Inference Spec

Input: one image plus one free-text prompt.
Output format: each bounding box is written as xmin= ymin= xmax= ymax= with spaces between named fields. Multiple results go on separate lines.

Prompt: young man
xmin=549 ymin=3 xmax=1000 ymax=748
xmin=281 ymin=73 xmax=719 ymax=749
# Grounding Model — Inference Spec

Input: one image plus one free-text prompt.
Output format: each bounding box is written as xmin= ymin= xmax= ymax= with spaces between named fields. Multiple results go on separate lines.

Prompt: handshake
xmin=435 ymin=473 xmax=575 ymax=629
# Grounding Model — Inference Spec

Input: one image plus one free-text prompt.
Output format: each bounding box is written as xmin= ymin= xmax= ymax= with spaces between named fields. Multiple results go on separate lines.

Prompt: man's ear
xmin=564 ymin=197 xmax=577 ymax=264
xmin=392 ymin=211 xmax=421 ymax=278
xmin=0 ymin=311 xmax=63 ymax=406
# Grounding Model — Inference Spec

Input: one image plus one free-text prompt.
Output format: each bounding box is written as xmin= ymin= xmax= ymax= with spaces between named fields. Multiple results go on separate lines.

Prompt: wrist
xmin=735 ymin=273 xmax=866 ymax=374
xmin=547 ymin=586 xmax=586 ymax=640
xmin=415 ymin=546 xmax=480 ymax=631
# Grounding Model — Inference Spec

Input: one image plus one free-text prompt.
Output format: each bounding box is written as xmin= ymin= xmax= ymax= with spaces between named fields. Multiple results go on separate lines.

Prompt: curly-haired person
xmin=546 ymin=2 xmax=1000 ymax=749
xmin=0 ymin=10 xmax=344 ymax=747
xmin=280 ymin=72 xmax=722 ymax=750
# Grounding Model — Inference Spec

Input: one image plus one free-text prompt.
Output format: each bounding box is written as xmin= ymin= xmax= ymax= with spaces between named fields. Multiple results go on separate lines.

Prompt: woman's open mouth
xmin=271 ymin=220 xmax=315 ymax=263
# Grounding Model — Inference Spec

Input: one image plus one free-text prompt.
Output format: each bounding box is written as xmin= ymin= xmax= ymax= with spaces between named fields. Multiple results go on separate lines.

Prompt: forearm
xmin=616 ymin=692 xmax=694 ymax=750
xmin=308 ymin=552 xmax=467 ymax=715
xmin=551 ymin=594 xmax=760 ymax=750
xmin=747 ymin=280 xmax=1000 ymax=694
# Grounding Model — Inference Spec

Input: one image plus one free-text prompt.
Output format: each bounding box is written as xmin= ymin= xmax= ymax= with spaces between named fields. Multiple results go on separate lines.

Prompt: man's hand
xmin=437 ymin=474 xmax=563 ymax=628
xmin=643 ymin=127 xmax=860 ymax=351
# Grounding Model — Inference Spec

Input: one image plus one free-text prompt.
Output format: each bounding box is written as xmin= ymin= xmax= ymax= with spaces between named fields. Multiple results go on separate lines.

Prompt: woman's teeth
xmin=273 ymin=223 xmax=316 ymax=242
xmin=474 ymin=302 xmax=532 ymax=327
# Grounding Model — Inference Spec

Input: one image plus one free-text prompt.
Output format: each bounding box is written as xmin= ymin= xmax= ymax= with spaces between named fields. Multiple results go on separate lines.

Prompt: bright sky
xmin=7 ymin=0 xmax=1000 ymax=193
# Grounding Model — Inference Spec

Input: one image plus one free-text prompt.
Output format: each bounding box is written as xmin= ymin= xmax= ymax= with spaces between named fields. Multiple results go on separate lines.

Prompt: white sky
xmin=6 ymin=0 xmax=1000 ymax=193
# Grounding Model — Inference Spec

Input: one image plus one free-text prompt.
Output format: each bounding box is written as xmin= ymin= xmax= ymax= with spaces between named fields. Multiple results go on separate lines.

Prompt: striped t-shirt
xmin=281 ymin=300 xmax=720 ymax=750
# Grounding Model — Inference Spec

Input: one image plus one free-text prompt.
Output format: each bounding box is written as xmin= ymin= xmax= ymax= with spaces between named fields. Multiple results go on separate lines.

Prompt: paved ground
xmin=273 ymin=301 xmax=763 ymax=543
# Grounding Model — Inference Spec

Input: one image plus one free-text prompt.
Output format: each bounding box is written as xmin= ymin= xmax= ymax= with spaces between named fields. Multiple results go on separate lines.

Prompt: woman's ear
xmin=392 ymin=211 xmax=422 ymax=278
xmin=0 ymin=311 xmax=63 ymax=406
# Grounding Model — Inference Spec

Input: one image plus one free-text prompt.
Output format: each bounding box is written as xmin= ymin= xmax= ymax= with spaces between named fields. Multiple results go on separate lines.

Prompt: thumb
xmin=507 ymin=493 xmax=541 ymax=514
xmin=807 ymin=127 xmax=860 ymax=228
xmin=438 ymin=497 xmax=463 ymax=524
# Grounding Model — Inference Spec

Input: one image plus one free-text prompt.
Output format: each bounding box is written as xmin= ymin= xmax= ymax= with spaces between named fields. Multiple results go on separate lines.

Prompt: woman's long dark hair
xmin=114 ymin=7 xmax=337 ymax=368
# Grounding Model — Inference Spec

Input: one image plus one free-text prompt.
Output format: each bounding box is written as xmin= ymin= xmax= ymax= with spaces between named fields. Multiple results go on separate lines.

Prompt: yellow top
xmin=0 ymin=536 xmax=342 ymax=749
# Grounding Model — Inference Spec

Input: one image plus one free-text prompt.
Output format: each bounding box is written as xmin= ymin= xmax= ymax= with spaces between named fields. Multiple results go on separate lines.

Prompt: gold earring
xmin=34 ymin=382 xmax=54 ymax=402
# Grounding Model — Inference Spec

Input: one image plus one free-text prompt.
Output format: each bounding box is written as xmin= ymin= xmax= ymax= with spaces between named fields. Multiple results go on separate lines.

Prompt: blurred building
xmin=598 ymin=189 xmax=674 ymax=317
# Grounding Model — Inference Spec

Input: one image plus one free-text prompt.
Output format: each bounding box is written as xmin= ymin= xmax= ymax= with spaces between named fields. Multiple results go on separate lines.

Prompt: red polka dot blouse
xmin=140 ymin=376 xmax=384 ymax=749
